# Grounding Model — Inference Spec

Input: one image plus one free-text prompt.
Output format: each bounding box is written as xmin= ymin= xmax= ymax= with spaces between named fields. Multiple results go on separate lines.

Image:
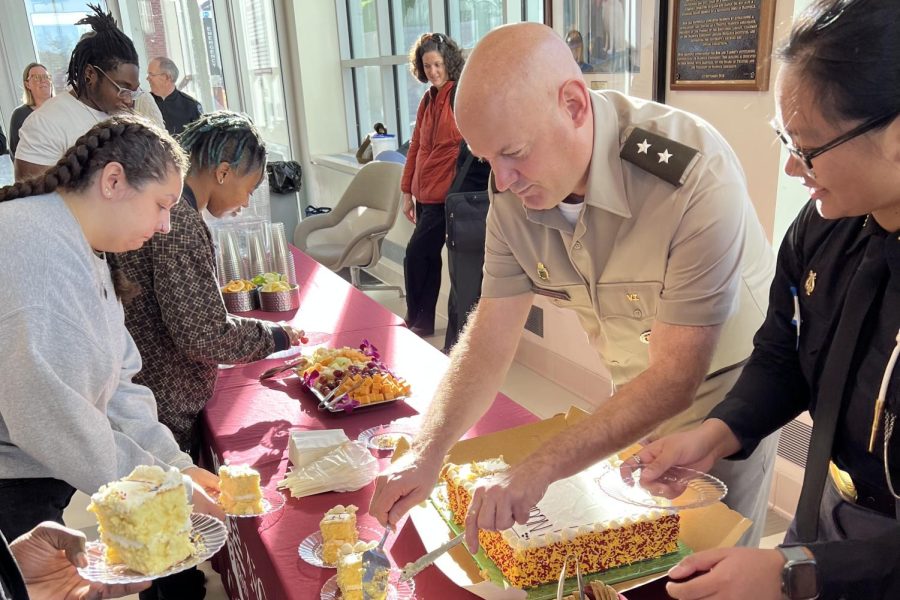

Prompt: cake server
xmin=399 ymin=531 xmax=465 ymax=582
xmin=361 ymin=526 xmax=392 ymax=599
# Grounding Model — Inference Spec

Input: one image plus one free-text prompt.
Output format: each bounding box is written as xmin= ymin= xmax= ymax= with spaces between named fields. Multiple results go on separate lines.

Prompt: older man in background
xmin=147 ymin=57 xmax=202 ymax=135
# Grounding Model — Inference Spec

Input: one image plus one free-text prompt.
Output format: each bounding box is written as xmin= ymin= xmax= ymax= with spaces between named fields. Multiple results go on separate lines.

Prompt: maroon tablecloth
xmin=202 ymin=325 xmax=537 ymax=599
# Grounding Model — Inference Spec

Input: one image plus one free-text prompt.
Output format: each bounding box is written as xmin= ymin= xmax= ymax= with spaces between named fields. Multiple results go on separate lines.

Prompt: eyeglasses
xmin=771 ymin=111 xmax=898 ymax=174
xmin=428 ymin=33 xmax=445 ymax=44
xmin=27 ymin=74 xmax=52 ymax=83
xmin=91 ymin=64 xmax=144 ymax=102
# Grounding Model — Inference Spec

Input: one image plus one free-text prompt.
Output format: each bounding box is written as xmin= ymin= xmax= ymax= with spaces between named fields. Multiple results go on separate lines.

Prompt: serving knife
xmin=399 ymin=532 xmax=465 ymax=582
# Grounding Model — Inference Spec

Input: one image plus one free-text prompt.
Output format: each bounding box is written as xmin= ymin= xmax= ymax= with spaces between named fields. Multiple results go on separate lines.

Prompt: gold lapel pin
xmin=804 ymin=270 xmax=817 ymax=296
xmin=537 ymin=262 xmax=550 ymax=281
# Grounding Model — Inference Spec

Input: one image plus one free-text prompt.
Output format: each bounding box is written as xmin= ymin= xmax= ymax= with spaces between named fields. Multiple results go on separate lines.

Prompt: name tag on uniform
xmin=532 ymin=285 xmax=570 ymax=301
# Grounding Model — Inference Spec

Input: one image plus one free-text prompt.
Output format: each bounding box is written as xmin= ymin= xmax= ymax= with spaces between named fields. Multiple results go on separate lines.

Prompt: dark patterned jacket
xmin=109 ymin=186 xmax=289 ymax=451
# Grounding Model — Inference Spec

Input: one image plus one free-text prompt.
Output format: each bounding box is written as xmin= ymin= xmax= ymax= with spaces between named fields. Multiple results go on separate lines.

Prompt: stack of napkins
xmin=277 ymin=441 xmax=377 ymax=498
xmin=288 ymin=429 xmax=349 ymax=468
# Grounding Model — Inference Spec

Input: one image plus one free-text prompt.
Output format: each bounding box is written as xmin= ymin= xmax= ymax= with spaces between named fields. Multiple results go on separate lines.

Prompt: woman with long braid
xmin=110 ymin=111 xmax=305 ymax=458
xmin=15 ymin=4 xmax=144 ymax=181
xmin=0 ymin=116 xmax=224 ymax=543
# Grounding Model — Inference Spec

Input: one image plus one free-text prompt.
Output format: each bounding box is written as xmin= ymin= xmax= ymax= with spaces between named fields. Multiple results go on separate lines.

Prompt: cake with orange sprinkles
xmin=440 ymin=457 xmax=680 ymax=588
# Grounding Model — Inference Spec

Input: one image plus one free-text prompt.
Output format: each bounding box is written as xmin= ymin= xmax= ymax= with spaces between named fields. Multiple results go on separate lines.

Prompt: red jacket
xmin=401 ymin=81 xmax=463 ymax=204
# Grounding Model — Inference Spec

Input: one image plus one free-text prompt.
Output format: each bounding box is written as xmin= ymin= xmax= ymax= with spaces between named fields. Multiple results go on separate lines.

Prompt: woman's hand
xmin=183 ymin=466 xmax=226 ymax=521
xmin=402 ymin=193 xmax=416 ymax=224
xmin=279 ymin=323 xmax=308 ymax=346
xmin=666 ymin=547 xmax=785 ymax=600
xmin=623 ymin=419 xmax=740 ymax=486
xmin=11 ymin=521 xmax=151 ymax=600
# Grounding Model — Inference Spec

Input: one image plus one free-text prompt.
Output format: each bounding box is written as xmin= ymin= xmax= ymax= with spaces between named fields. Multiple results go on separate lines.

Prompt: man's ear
xmin=560 ymin=79 xmax=591 ymax=128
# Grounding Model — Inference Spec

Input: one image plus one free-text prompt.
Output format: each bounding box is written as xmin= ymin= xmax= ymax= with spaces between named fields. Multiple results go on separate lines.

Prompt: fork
xmin=361 ymin=526 xmax=392 ymax=599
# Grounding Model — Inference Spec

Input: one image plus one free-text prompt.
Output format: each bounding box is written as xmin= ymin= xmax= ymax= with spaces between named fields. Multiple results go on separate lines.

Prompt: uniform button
xmin=633 ymin=309 xmax=643 ymax=318
xmin=573 ymin=241 xmax=582 ymax=250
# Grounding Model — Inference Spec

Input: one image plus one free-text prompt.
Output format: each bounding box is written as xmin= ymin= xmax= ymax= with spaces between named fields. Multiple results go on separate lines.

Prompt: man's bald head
xmin=455 ymin=23 xmax=594 ymax=210
xmin=456 ymin=23 xmax=582 ymax=119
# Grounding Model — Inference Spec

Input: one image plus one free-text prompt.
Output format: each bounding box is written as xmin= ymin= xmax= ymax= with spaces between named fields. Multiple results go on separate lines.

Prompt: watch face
xmin=787 ymin=562 xmax=819 ymax=599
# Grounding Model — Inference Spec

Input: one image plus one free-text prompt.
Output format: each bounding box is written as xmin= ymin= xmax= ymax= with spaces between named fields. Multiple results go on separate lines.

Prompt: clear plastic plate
xmin=319 ymin=571 xmax=415 ymax=599
xmin=217 ymin=487 xmax=286 ymax=518
xmin=77 ymin=513 xmax=227 ymax=584
xmin=596 ymin=465 xmax=727 ymax=510
xmin=298 ymin=526 xmax=382 ymax=568
xmin=357 ymin=425 xmax=415 ymax=454
xmin=267 ymin=332 xmax=332 ymax=358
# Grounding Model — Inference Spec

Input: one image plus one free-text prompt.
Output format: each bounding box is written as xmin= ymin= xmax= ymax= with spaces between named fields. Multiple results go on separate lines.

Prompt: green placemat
xmin=428 ymin=487 xmax=691 ymax=600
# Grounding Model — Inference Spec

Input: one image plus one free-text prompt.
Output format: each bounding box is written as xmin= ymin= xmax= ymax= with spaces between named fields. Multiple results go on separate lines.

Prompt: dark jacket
xmin=710 ymin=203 xmax=900 ymax=599
xmin=8 ymin=105 xmax=34 ymax=158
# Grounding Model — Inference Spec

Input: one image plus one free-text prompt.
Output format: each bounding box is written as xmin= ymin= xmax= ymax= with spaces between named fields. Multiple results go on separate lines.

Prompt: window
xmin=128 ymin=0 xmax=230 ymax=113
xmin=448 ymin=0 xmax=502 ymax=49
xmin=23 ymin=0 xmax=110 ymax=90
xmin=229 ymin=0 xmax=292 ymax=159
xmin=337 ymin=0 xmax=534 ymax=150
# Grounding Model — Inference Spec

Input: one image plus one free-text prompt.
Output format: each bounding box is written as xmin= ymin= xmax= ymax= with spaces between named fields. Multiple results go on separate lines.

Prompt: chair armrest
xmin=334 ymin=225 xmax=394 ymax=269
xmin=294 ymin=212 xmax=340 ymax=249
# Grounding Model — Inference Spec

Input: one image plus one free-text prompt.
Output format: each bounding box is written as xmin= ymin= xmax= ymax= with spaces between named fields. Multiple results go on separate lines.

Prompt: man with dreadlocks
xmin=14 ymin=4 xmax=144 ymax=181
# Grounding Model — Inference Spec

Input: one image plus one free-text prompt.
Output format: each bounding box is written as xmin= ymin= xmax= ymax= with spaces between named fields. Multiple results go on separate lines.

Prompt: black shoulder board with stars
xmin=619 ymin=127 xmax=701 ymax=187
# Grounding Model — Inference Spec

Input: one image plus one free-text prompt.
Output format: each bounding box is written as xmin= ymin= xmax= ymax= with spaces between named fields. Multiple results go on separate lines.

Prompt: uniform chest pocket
xmin=596 ymin=282 xmax=663 ymax=321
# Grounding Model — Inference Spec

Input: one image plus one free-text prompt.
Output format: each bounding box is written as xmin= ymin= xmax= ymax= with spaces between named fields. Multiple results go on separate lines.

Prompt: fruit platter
xmin=293 ymin=341 xmax=411 ymax=412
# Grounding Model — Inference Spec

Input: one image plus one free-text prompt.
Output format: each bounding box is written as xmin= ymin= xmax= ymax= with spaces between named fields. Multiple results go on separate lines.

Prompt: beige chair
xmin=294 ymin=161 xmax=404 ymax=294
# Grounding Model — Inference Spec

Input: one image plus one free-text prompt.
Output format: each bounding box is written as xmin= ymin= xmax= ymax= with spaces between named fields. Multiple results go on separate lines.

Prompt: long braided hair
xmin=0 ymin=115 xmax=188 ymax=299
xmin=177 ymin=111 xmax=267 ymax=177
xmin=68 ymin=4 xmax=139 ymax=96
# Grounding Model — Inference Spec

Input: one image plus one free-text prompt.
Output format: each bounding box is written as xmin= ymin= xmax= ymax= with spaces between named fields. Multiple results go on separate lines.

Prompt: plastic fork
xmin=361 ymin=526 xmax=392 ymax=599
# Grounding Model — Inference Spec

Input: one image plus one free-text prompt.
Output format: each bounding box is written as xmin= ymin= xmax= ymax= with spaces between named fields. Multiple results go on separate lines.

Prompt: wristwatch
xmin=777 ymin=545 xmax=819 ymax=599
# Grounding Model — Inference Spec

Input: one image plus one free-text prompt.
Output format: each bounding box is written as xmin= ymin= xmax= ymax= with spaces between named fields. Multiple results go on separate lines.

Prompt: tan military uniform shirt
xmin=482 ymin=90 xmax=774 ymax=436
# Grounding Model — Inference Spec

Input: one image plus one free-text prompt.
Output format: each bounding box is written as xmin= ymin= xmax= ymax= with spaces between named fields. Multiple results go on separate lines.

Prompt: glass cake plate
xmin=217 ymin=487 xmax=286 ymax=518
xmin=267 ymin=332 xmax=332 ymax=358
xmin=427 ymin=485 xmax=690 ymax=600
xmin=298 ymin=526 xmax=383 ymax=568
xmin=319 ymin=571 xmax=415 ymax=600
xmin=78 ymin=513 xmax=227 ymax=584
xmin=596 ymin=466 xmax=727 ymax=511
xmin=357 ymin=425 xmax=416 ymax=455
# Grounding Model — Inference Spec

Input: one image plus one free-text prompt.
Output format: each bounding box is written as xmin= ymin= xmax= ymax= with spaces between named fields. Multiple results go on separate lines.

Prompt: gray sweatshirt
xmin=0 ymin=193 xmax=193 ymax=493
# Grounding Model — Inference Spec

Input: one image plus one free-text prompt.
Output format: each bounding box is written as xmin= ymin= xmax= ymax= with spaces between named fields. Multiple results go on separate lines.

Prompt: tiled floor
xmin=67 ymin=284 xmax=788 ymax=599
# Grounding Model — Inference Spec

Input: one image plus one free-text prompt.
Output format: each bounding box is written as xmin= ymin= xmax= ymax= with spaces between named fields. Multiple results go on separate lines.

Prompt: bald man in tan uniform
xmin=371 ymin=23 xmax=778 ymax=549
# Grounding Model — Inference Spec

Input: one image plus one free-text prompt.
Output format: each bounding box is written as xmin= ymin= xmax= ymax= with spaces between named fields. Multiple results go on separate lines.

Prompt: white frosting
xmin=219 ymin=464 xmax=259 ymax=478
xmin=91 ymin=466 xmax=184 ymax=511
xmin=453 ymin=460 xmax=669 ymax=551
xmin=226 ymin=493 xmax=261 ymax=501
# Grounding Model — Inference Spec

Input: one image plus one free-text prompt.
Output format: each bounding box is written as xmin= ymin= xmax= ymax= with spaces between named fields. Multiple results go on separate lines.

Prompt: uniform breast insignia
xmin=537 ymin=262 xmax=550 ymax=281
xmin=626 ymin=293 xmax=640 ymax=302
xmin=619 ymin=127 xmax=701 ymax=187
xmin=804 ymin=270 xmax=817 ymax=296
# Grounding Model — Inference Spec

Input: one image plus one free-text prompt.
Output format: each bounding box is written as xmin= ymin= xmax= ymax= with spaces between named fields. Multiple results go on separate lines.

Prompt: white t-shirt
xmin=557 ymin=200 xmax=584 ymax=227
xmin=133 ymin=92 xmax=165 ymax=129
xmin=15 ymin=90 xmax=108 ymax=166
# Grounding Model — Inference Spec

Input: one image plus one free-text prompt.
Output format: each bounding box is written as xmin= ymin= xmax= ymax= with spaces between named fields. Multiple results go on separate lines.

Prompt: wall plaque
xmin=671 ymin=0 xmax=775 ymax=91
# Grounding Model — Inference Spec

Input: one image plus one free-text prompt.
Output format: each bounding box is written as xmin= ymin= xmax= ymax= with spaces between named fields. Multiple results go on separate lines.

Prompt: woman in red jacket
xmin=401 ymin=32 xmax=465 ymax=336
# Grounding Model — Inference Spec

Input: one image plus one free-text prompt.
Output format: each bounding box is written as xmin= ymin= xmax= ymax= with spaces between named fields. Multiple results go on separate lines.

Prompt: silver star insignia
xmin=658 ymin=149 xmax=672 ymax=164
xmin=636 ymin=139 xmax=651 ymax=154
